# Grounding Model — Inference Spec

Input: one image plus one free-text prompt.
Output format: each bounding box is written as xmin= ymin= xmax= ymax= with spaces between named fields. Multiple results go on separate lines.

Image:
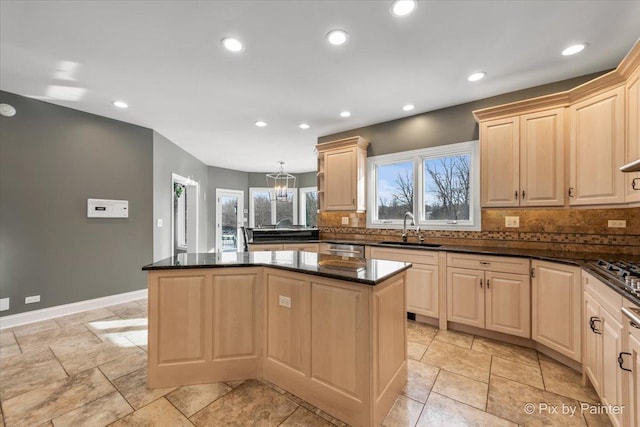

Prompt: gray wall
xmin=153 ymin=131 xmax=208 ymax=261
xmin=207 ymin=166 xmax=249 ymax=251
xmin=0 ymin=91 xmax=153 ymax=316
xmin=319 ymin=71 xmax=608 ymax=154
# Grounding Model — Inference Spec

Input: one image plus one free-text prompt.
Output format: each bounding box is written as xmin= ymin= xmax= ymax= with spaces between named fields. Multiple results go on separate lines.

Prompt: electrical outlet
xmin=278 ymin=295 xmax=291 ymax=308
xmin=505 ymin=216 xmax=520 ymax=228
xmin=341 ymin=217 xmax=349 ymax=225
xmin=25 ymin=295 xmax=40 ymax=304
xmin=157 ymin=219 xmax=163 ymax=227
xmin=608 ymin=220 xmax=626 ymax=228
xmin=0 ymin=297 xmax=9 ymax=311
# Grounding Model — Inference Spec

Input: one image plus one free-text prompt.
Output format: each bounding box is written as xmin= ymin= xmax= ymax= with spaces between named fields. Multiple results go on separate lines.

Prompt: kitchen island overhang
xmin=142 ymin=251 xmax=411 ymax=427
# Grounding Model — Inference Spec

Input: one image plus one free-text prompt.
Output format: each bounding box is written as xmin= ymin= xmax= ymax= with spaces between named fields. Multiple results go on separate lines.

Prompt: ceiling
xmin=1 ymin=1 xmax=639 ymax=173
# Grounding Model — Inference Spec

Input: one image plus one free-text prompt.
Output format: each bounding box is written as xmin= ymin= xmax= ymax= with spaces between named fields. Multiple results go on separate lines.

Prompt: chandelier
xmin=266 ymin=161 xmax=296 ymax=202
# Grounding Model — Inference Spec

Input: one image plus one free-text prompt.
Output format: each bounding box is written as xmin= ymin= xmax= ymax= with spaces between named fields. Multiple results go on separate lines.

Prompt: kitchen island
xmin=142 ymin=251 xmax=411 ymax=427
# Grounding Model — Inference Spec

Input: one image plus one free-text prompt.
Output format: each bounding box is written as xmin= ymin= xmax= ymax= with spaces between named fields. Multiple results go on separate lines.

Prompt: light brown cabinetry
xmin=569 ymin=86 xmax=626 ymax=205
xmin=446 ymin=253 xmax=531 ymax=338
xmin=583 ymin=272 xmax=624 ymax=427
xmin=480 ymin=108 xmax=565 ymax=207
xmin=316 ymin=136 xmax=369 ymax=212
xmin=626 ymin=313 xmax=640 ymax=427
xmin=531 ymin=260 xmax=581 ymax=362
xmin=368 ymin=247 xmax=439 ymax=318
xmin=625 ymin=64 xmax=640 ymax=203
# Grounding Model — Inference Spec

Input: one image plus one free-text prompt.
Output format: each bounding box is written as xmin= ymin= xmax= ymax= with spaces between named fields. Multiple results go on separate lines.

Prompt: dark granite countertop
xmin=142 ymin=251 xmax=411 ymax=286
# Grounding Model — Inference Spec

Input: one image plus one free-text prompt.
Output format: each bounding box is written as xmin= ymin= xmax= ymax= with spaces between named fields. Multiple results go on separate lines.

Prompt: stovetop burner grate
xmin=590 ymin=259 xmax=640 ymax=297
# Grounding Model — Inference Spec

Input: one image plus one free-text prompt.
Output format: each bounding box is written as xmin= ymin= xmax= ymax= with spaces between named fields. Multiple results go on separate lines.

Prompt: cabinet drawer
xmin=446 ymin=252 xmax=529 ymax=274
xmin=584 ymin=271 xmax=623 ymax=322
xmin=369 ymin=247 xmax=439 ymax=265
xmin=249 ymin=244 xmax=284 ymax=252
xmin=282 ymin=243 xmax=319 ymax=253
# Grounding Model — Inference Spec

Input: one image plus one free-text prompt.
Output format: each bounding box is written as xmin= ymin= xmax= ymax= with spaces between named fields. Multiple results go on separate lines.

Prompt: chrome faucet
xmin=402 ymin=212 xmax=415 ymax=242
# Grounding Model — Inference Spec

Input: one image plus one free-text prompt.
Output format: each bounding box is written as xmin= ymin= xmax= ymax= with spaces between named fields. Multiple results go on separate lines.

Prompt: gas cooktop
xmin=587 ymin=260 xmax=640 ymax=297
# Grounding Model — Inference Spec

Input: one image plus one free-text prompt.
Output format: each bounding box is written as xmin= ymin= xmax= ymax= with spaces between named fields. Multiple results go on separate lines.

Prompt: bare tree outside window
xmin=252 ymin=191 xmax=272 ymax=227
xmin=376 ymin=162 xmax=414 ymax=219
xmin=305 ymin=191 xmax=318 ymax=227
xmin=423 ymin=155 xmax=471 ymax=221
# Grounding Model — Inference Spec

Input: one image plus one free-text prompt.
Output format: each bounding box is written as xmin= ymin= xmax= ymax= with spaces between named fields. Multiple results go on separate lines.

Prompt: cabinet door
xmin=601 ymin=309 xmax=624 ymax=427
xmin=282 ymin=243 xmax=319 ymax=253
xmin=480 ymin=117 xmax=520 ymax=207
xmin=583 ymin=291 xmax=602 ymax=394
xmin=485 ymin=272 xmax=530 ymax=338
xmin=407 ymin=263 xmax=439 ymax=318
xmin=531 ymin=261 xmax=581 ymax=361
xmin=569 ymin=86 xmax=625 ymax=205
xmin=248 ymin=244 xmax=284 ymax=252
xmin=324 ymin=147 xmax=356 ymax=210
xmin=446 ymin=268 xmax=484 ymax=328
xmin=520 ymin=108 xmax=565 ymax=206
xmin=626 ymin=66 xmax=640 ymax=203
xmin=627 ymin=332 xmax=640 ymax=427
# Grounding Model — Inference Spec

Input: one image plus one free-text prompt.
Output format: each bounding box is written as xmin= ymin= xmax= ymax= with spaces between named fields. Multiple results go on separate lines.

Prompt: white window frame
xmin=249 ymin=187 xmax=298 ymax=227
xmin=299 ymin=186 xmax=318 ymax=227
xmin=366 ymin=140 xmax=480 ymax=231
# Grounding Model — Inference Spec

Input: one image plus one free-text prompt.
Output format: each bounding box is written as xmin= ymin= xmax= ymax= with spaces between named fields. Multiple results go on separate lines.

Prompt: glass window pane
xmin=304 ymin=191 xmax=318 ymax=227
xmin=252 ymin=191 xmax=272 ymax=227
xmin=275 ymin=190 xmax=294 ymax=226
xmin=376 ymin=161 xmax=414 ymax=220
xmin=423 ymin=154 xmax=471 ymax=221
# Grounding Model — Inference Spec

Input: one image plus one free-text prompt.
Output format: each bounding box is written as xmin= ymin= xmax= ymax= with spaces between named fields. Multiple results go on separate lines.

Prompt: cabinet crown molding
xmin=316 ymin=135 xmax=370 ymax=152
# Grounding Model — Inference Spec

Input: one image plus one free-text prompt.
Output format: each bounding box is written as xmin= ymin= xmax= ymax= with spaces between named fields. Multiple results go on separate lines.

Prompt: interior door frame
xmin=216 ymin=189 xmax=244 ymax=252
xmin=171 ymin=173 xmax=199 ymax=256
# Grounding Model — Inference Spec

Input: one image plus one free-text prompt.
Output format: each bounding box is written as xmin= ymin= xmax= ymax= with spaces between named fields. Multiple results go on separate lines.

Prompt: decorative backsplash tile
xmin=318 ymin=208 xmax=640 ymax=255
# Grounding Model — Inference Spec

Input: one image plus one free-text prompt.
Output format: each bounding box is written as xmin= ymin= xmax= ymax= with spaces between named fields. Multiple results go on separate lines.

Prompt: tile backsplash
xmin=318 ymin=208 xmax=640 ymax=255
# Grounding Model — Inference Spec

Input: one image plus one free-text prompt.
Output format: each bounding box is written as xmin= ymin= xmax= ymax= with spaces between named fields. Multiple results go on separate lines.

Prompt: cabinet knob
xmin=514 ymin=191 xmax=518 ymax=200
xmin=589 ymin=316 xmax=602 ymax=334
xmin=522 ymin=190 xmax=526 ymax=199
xmin=633 ymin=178 xmax=639 ymax=191
xmin=480 ymin=279 xmax=483 ymax=288
xmin=486 ymin=279 xmax=490 ymax=289
xmin=568 ymin=187 xmax=574 ymax=197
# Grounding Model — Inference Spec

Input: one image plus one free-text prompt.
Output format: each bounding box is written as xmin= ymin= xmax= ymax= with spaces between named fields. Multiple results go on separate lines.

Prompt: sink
xmin=378 ymin=241 xmax=441 ymax=248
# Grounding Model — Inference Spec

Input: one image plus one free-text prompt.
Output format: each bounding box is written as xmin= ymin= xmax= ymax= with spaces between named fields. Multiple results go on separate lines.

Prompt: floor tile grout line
xmin=484 ymin=355 xmax=493 ymax=412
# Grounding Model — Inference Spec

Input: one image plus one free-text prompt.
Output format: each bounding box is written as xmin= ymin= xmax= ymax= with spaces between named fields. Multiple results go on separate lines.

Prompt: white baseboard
xmin=0 ymin=289 xmax=148 ymax=330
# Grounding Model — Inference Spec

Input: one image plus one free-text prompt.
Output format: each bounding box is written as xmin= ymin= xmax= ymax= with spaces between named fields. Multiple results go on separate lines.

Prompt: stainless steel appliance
xmin=586 ymin=260 xmax=640 ymax=297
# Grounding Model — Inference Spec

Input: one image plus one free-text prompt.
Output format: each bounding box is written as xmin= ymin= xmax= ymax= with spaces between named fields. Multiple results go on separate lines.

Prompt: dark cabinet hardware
xmin=522 ymin=190 xmax=526 ymax=199
xmin=633 ymin=178 xmax=639 ymax=190
xmin=589 ymin=316 xmax=602 ymax=334
xmin=480 ymin=279 xmax=483 ymax=288
xmin=514 ymin=190 xmax=518 ymax=200
xmin=568 ymin=187 xmax=574 ymax=197
xmin=618 ymin=352 xmax=632 ymax=372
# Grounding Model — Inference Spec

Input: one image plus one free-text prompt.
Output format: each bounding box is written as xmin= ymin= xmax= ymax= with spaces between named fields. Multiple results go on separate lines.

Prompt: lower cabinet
xmin=446 ymin=253 xmax=530 ymax=338
xmin=367 ymin=247 xmax=439 ymax=318
xmin=531 ymin=260 xmax=582 ymax=361
xmin=583 ymin=271 xmax=624 ymax=427
xmin=248 ymin=243 xmax=319 ymax=252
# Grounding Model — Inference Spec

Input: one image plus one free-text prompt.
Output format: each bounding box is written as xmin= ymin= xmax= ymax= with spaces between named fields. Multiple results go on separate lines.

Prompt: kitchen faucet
xmin=402 ymin=212 xmax=415 ymax=242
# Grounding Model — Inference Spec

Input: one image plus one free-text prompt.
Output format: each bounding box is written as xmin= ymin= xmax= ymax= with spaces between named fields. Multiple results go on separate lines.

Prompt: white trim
xmin=0 ymin=289 xmax=147 ymax=330
xmin=366 ymin=140 xmax=481 ymax=231
xmin=171 ymin=173 xmax=199 ymax=255
xmin=215 ymin=188 xmax=245 ymax=252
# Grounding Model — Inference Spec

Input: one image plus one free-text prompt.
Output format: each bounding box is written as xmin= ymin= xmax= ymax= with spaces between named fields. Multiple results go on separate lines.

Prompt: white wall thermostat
xmin=87 ymin=198 xmax=129 ymax=218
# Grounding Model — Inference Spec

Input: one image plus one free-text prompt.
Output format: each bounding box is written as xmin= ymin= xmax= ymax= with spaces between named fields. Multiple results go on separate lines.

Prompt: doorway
xmin=171 ymin=173 xmax=199 ymax=256
xmin=216 ymin=189 xmax=244 ymax=252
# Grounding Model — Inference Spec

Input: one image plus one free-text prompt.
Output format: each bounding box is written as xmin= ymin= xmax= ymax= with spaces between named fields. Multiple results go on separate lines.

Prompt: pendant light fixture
xmin=266 ymin=161 xmax=296 ymax=202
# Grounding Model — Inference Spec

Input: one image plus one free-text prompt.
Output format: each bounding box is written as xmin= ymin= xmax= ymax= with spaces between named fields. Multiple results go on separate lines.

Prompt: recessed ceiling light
xmin=112 ymin=100 xmax=128 ymax=109
xmin=255 ymin=121 xmax=267 ymax=127
xmin=221 ymin=37 xmax=244 ymax=53
xmin=340 ymin=111 xmax=351 ymax=118
xmin=326 ymin=30 xmax=349 ymax=46
xmin=402 ymin=104 xmax=415 ymax=111
xmin=562 ymin=43 xmax=587 ymax=56
xmin=299 ymin=123 xmax=310 ymax=129
xmin=390 ymin=0 xmax=417 ymax=17
xmin=467 ymin=72 xmax=486 ymax=82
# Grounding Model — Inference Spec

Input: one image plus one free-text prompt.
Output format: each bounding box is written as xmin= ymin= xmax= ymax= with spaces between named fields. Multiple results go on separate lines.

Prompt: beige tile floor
xmin=0 ymin=301 xmax=611 ymax=427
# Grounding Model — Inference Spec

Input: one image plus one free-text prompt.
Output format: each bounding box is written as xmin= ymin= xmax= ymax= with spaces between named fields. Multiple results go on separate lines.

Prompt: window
xmin=249 ymin=187 xmax=298 ymax=227
xmin=367 ymin=140 xmax=480 ymax=230
xmin=299 ymin=187 xmax=318 ymax=227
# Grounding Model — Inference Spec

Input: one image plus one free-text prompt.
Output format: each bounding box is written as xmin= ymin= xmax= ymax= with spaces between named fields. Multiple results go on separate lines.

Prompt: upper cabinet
xmin=316 ymin=136 xmax=369 ymax=212
xmin=626 ymin=62 xmax=640 ymax=203
xmin=474 ymin=39 xmax=640 ymax=208
xmin=569 ymin=86 xmax=625 ymax=205
xmin=480 ymin=108 xmax=565 ymax=207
